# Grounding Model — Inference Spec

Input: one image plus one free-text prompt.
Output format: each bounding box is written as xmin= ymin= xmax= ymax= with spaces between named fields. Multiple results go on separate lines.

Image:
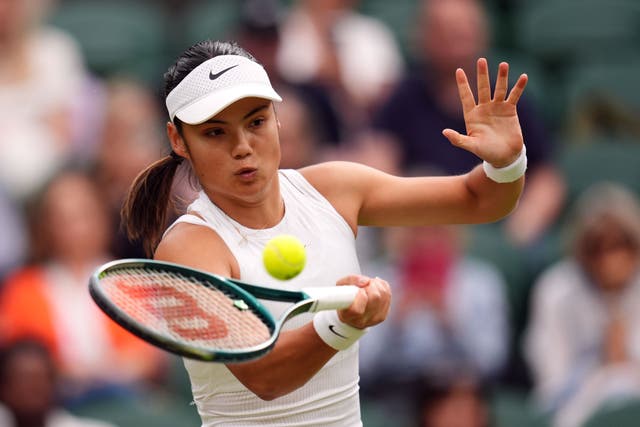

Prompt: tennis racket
xmin=89 ymin=259 xmax=359 ymax=362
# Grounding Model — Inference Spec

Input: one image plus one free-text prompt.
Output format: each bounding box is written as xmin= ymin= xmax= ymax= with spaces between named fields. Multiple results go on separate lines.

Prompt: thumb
xmin=442 ymin=129 xmax=475 ymax=154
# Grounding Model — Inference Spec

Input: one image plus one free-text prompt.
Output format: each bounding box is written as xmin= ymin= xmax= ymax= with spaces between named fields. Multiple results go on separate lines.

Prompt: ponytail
xmin=123 ymin=39 xmax=256 ymax=257
xmin=121 ymin=153 xmax=183 ymax=257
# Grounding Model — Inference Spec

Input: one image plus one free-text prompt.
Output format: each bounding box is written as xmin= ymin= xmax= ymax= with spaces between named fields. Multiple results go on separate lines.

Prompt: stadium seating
xmin=584 ymin=399 xmax=640 ymax=427
xmin=515 ymin=0 xmax=640 ymax=67
xmin=490 ymin=388 xmax=551 ymax=427
xmin=556 ymin=137 xmax=640 ymax=212
xmin=562 ymin=59 xmax=640 ymax=139
xmin=48 ymin=0 xmax=170 ymax=85
xmin=178 ymin=0 xmax=242 ymax=52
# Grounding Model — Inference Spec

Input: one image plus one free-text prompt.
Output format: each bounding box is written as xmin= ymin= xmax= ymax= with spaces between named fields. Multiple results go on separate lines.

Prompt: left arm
xmin=304 ymin=59 xmax=528 ymax=229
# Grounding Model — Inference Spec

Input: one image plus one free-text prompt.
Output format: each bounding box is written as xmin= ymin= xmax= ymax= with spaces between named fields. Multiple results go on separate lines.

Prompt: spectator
xmin=0 ymin=339 xmax=117 ymax=427
xmin=524 ymin=182 xmax=640 ymax=427
xmin=234 ymin=0 xmax=283 ymax=85
xmin=275 ymin=86 xmax=323 ymax=169
xmin=359 ymin=225 xmax=510 ymax=421
xmin=0 ymin=169 xmax=166 ymax=406
xmin=418 ymin=377 xmax=491 ymax=427
xmin=371 ymin=0 xmax=565 ymax=247
xmin=92 ymin=78 xmax=165 ymax=259
xmin=0 ymin=0 xmax=94 ymax=202
xmin=233 ymin=0 xmax=345 ymax=148
xmin=362 ymin=225 xmax=509 ymax=381
xmin=277 ymin=0 xmax=404 ymax=135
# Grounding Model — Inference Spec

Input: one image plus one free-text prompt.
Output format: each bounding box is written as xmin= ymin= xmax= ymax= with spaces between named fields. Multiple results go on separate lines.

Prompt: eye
xmin=249 ymin=117 xmax=265 ymax=128
xmin=204 ymin=127 xmax=225 ymax=137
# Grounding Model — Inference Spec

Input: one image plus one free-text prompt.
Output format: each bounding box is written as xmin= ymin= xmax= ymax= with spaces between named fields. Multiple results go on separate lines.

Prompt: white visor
xmin=165 ymin=55 xmax=282 ymax=125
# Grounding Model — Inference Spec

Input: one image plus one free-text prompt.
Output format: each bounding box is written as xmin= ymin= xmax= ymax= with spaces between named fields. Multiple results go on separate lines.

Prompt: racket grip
xmin=302 ymin=286 xmax=359 ymax=312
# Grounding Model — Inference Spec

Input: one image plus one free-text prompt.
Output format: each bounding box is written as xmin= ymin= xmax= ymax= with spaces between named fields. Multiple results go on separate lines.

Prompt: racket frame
xmin=89 ymin=259 xmax=338 ymax=362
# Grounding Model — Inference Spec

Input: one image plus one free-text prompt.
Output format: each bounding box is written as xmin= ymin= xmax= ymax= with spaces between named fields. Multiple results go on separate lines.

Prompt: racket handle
xmin=302 ymin=286 xmax=359 ymax=312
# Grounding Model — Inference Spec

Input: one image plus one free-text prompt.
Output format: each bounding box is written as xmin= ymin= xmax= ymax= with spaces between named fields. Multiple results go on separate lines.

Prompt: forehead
xmin=205 ymin=97 xmax=274 ymax=122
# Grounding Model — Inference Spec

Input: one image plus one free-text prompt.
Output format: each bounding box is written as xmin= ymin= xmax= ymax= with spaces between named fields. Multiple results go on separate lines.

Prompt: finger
xmin=455 ymin=68 xmax=476 ymax=114
xmin=442 ymin=129 xmax=475 ymax=154
xmin=506 ymin=73 xmax=528 ymax=105
xmin=340 ymin=288 xmax=368 ymax=319
xmin=493 ymin=62 xmax=509 ymax=101
xmin=476 ymin=58 xmax=491 ymax=104
xmin=363 ymin=278 xmax=383 ymax=301
xmin=364 ymin=278 xmax=392 ymax=325
xmin=370 ymin=277 xmax=392 ymax=313
xmin=336 ymin=275 xmax=370 ymax=287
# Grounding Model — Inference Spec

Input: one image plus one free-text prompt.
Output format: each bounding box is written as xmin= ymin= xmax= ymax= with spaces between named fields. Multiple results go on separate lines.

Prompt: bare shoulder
xmin=298 ymin=161 xmax=390 ymax=232
xmin=154 ymin=222 xmax=238 ymax=278
xmin=299 ymin=161 xmax=385 ymax=195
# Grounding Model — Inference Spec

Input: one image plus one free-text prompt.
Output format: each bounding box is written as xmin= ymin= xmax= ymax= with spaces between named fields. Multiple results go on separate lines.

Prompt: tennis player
xmin=121 ymin=39 xmax=528 ymax=426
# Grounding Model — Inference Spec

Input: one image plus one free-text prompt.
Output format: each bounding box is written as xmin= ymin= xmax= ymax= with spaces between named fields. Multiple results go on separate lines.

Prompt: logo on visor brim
xmin=209 ymin=64 xmax=239 ymax=80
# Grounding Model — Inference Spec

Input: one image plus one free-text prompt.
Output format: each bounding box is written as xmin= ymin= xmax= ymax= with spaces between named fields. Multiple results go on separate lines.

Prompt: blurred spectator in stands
xmin=234 ymin=0 xmax=283 ymax=85
xmin=276 ymin=0 xmax=404 ymax=140
xmin=371 ymin=0 xmax=565 ymax=248
xmin=0 ymin=339 xmax=116 ymax=427
xmin=418 ymin=377 xmax=491 ymax=427
xmin=524 ymin=183 xmax=640 ymax=427
xmin=0 ymin=169 xmax=167 ymax=407
xmin=0 ymin=0 xmax=96 ymax=202
xmin=275 ymin=86 xmax=323 ymax=169
xmin=92 ymin=78 xmax=164 ymax=259
xmin=359 ymin=225 xmax=509 ymax=419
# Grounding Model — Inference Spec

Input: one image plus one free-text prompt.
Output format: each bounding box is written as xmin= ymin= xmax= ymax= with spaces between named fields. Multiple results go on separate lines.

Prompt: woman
xmin=0 ymin=170 xmax=166 ymax=405
xmin=524 ymin=183 xmax=640 ymax=427
xmin=122 ymin=39 xmax=528 ymax=426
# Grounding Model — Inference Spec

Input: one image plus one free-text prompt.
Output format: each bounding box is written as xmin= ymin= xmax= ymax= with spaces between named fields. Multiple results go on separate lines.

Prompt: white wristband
xmin=482 ymin=145 xmax=527 ymax=183
xmin=313 ymin=310 xmax=368 ymax=351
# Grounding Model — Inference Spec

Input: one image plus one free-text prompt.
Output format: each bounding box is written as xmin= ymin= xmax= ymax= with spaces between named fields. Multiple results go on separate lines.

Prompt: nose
xmin=232 ymin=129 xmax=253 ymax=159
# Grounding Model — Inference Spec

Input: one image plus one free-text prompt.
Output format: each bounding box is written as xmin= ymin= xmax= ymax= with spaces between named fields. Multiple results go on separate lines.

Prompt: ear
xmin=166 ymin=122 xmax=189 ymax=159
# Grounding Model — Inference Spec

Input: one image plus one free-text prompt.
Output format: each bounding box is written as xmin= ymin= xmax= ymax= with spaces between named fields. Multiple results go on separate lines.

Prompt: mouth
xmin=235 ymin=167 xmax=258 ymax=179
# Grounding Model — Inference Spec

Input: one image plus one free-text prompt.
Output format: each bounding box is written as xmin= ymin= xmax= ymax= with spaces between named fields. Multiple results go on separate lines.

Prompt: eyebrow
xmin=204 ymin=104 xmax=270 ymax=124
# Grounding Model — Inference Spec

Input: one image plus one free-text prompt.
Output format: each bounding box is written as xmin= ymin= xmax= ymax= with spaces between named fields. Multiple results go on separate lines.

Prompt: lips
xmin=235 ymin=167 xmax=258 ymax=179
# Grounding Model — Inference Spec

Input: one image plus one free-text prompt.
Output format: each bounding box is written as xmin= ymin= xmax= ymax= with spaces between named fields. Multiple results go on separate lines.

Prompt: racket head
xmin=89 ymin=259 xmax=278 ymax=362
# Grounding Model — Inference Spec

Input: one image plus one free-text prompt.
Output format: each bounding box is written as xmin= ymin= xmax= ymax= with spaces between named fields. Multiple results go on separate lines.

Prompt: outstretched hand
xmin=442 ymin=58 xmax=528 ymax=168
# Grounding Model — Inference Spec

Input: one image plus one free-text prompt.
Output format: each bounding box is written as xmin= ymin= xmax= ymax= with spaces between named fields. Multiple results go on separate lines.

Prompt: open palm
xmin=442 ymin=58 xmax=528 ymax=168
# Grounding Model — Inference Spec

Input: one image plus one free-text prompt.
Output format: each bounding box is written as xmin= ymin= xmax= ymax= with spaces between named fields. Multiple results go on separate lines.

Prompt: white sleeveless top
xmin=166 ymin=169 xmax=363 ymax=427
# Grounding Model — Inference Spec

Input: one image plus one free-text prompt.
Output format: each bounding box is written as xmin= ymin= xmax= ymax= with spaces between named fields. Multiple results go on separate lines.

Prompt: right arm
xmin=154 ymin=223 xmax=390 ymax=400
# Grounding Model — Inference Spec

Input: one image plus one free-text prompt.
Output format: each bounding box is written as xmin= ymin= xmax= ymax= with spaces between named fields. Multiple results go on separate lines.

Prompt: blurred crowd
xmin=0 ymin=0 xmax=639 ymax=426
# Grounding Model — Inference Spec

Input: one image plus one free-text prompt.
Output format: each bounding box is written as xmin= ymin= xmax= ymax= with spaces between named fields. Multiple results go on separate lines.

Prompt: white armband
xmin=482 ymin=145 xmax=527 ymax=183
xmin=313 ymin=310 xmax=368 ymax=351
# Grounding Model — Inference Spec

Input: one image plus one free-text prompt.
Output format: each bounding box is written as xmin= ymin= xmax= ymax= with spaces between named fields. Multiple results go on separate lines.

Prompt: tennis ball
xmin=263 ymin=235 xmax=306 ymax=280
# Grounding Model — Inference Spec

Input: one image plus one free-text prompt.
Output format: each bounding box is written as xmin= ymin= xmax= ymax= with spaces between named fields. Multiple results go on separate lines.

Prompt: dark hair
xmin=121 ymin=40 xmax=257 ymax=256
xmin=0 ymin=339 xmax=55 ymax=386
xmin=418 ymin=378 xmax=492 ymax=427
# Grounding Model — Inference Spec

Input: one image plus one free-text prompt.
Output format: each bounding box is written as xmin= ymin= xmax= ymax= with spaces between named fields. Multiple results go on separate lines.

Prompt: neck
xmin=229 ymin=195 xmax=285 ymax=230
xmin=206 ymin=174 xmax=285 ymax=230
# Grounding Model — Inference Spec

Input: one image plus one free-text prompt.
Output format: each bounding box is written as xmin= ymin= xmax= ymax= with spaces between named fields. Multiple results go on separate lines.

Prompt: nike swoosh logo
xmin=209 ymin=65 xmax=239 ymax=80
xmin=328 ymin=325 xmax=347 ymax=339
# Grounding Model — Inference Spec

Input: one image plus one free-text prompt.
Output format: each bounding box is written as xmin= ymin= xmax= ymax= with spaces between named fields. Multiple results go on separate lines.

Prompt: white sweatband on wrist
xmin=313 ymin=310 xmax=368 ymax=351
xmin=482 ymin=145 xmax=527 ymax=183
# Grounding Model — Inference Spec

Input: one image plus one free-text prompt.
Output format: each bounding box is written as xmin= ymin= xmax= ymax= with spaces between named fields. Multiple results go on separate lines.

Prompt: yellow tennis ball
xmin=263 ymin=235 xmax=306 ymax=280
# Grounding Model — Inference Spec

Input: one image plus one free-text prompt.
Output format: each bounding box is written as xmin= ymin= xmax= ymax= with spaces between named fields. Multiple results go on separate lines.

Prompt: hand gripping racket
xmin=89 ymin=259 xmax=358 ymax=362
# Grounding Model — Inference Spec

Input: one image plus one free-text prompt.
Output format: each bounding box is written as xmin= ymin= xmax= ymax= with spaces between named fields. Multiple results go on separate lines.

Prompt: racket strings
xmin=100 ymin=267 xmax=271 ymax=350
